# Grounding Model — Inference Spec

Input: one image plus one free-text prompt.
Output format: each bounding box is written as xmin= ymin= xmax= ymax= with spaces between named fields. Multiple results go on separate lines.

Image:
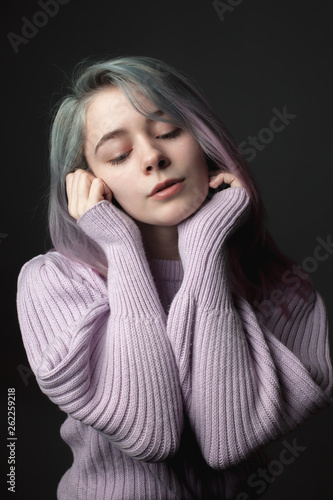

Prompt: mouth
xmin=150 ymin=178 xmax=185 ymax=197
xmin=149 ymin=179 xmax=185 ymax=201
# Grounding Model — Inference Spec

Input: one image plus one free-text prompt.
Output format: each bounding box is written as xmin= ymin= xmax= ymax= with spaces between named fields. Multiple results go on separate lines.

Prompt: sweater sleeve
xmin=17 ymin=201 xmax=183 ymax=462
xmin=166 ymin=188 xmax=332 ymax=469
xmin=255 ymin=283 xmax=332 ymax=398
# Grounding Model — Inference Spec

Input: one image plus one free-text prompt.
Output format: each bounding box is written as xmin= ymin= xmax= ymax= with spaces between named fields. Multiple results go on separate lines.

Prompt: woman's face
xmin=84 ymin=86 xmax=210 ymax=226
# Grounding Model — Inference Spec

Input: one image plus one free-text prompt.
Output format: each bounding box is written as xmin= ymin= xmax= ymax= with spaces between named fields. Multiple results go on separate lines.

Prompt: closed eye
xmin=108 ymin=151 xmax=131 ymax=166
xmin=158 ymin=128 xmax=182 ymax=140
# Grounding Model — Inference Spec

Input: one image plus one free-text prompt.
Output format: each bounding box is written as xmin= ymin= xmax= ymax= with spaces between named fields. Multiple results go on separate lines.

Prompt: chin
xmin=158 ymin=218 xmax=185 ymax=226
xmin=153 ymin=212 xmax=195 ymax=226
xmin=135 ymin=213 xmax=186 ymax=227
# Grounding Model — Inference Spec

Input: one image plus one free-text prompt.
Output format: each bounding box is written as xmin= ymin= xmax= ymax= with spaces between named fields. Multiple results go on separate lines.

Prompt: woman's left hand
xmin=208 ymin=172 xmax=243 ymax=189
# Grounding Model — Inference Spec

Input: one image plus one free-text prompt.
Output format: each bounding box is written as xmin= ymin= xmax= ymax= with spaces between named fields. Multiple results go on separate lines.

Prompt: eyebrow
xmin=94 ymin=109 xmax=165 ymax=155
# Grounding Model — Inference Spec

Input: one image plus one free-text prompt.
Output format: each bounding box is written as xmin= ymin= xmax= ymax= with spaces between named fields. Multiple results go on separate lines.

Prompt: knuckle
xmin=92 ymin=177 xmax=102 ymax=185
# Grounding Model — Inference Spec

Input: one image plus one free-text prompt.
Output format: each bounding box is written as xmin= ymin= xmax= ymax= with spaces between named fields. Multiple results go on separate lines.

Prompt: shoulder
xmin=17 ymin=250 xmax=107 ymax=300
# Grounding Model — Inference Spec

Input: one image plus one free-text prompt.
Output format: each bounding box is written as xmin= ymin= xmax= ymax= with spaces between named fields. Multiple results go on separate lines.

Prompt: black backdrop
xmin=1 ymin=0 xmax=332 ymax=498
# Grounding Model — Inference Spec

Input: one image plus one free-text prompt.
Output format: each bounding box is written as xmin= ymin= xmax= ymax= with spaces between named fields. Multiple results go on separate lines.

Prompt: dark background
xmin=1 ymin=0 xmax=332 ymax=498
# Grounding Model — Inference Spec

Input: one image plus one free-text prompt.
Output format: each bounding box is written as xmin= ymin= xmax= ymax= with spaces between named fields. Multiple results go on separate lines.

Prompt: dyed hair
xmin=48 ymin=55 xmax=312 ymax=308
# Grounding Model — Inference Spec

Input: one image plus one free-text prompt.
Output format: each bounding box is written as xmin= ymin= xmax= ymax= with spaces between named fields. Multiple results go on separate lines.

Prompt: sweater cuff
xmin=77 ymin=200 xmax=142 ymax=248
xmin=181 ymin=249 xmax=232 ymax=311
xmin=178 ymin=187 xmax=250 ymax=269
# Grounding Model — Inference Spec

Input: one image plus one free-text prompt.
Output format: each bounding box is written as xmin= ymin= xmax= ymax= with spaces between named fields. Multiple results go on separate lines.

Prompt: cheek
xmin=185 ymin=146 xmax=209 ymax=178
xmin=190 ymin=159 xmax=210 ymax=185
xmin=110 ymin=182 xmax=139 ymax=211
xmin=94 ymin=168 xmax=138 ymax=211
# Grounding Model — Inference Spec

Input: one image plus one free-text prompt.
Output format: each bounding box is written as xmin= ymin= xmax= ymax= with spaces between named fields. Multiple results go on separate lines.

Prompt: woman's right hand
xmin=66 ymin=169 xmax=113 ymax=221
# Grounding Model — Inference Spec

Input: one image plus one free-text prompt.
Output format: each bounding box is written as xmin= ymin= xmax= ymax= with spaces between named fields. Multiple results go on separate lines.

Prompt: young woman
xmin=17 ymin=56 xmax=332 ymax=500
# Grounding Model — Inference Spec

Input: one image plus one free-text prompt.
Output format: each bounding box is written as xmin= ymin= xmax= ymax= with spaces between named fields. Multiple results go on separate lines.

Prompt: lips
xmin=150 ymin=178 xmax=184 ymax=197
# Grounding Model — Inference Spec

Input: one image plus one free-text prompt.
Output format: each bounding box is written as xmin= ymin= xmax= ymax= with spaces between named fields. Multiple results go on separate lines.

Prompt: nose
xmin=146 ymin=159 xmax=168 ymax=172
xmin=139 ymin=139 xmax=170 ymax=173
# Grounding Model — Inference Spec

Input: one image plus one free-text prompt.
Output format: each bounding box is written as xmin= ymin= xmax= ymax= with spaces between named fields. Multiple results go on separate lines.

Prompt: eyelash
xmin=108 ymin=128 xmax=182 ymax=166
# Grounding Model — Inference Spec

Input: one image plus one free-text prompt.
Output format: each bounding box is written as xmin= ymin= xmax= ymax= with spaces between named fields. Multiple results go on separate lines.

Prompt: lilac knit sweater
xmin=17 ymin=188 xmax=332 ymax=499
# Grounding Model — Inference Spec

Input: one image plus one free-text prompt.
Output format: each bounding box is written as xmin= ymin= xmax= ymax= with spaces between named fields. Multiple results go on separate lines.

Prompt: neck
xmin=135 ymin=221 xmax=180 ymax=261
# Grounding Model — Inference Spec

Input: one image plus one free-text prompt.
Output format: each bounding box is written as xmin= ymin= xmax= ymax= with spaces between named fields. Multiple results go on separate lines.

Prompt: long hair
xmin=48 ymin=55 xmax=312 ymax=309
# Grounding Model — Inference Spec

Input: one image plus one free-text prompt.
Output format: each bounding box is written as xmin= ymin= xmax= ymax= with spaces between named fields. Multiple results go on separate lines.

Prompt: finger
xmin=86 ymin=178 xmax=112 ymax=212
xmin=67 ymin=170 xmax=94 ymax=220
xmin=68 ymin=170 xmax=84 ymax=220
xmin=209 ymin=172 xmax=243 ymax=188
xmin=65 ymin=173 xmax=73 ymax=203
xmin=87 ymin=178 xmax=105 ymax=209
xmin=103 ymin=183 xmax=113 ymax=203
xmin=66 ymin=172 xmax=77 ymax=219
xmin=100 ymin=179 xmax=113 ymax=203
xmin=76 ymin=171 xmax=93 ymax=217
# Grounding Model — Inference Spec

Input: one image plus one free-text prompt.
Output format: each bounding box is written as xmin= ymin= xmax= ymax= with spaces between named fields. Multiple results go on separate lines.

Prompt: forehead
xmin=84 ymin=86 xmax=157 ymax=144
xmin=86 ymin=86 xmax=155 ymax=123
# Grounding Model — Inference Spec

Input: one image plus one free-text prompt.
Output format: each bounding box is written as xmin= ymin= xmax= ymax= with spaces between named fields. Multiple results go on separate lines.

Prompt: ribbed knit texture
xmin=17 ymin=188 xmax=333 ymax=500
